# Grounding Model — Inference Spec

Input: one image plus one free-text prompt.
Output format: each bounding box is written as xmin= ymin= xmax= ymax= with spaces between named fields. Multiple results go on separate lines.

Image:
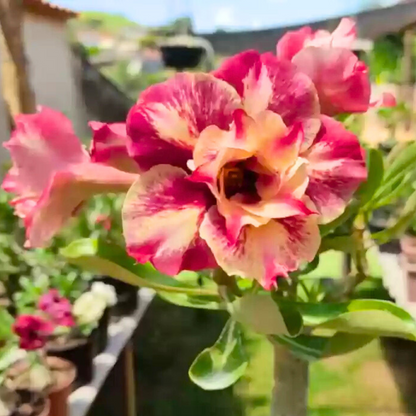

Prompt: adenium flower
xmin=123 ymin=50 xmax=367 ymax=289
xmin=276 ymin=18 xmax=371 ymax=115
xmin=2 ymin=107 xmax=138 ymax=248
xmin=73 ymin=292 xmax=107 ymax=325
xmin=38 ymin=289 xmax=75 ymax=327
xmin=13 ymin=314 xmax=54 ymax=350
xmin=276 ymin=18 xmax=357 ymax=61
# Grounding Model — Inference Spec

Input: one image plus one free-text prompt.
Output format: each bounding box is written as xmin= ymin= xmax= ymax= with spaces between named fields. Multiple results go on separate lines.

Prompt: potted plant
xmin=41 ymin=284 xmax=115 ymax=386
xmin=0 ymin=310 xmax=76 ymax=416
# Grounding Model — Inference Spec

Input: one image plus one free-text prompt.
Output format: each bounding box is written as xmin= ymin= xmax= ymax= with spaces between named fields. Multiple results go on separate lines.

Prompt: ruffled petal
xmin=200 ymin=207 xmax=320 ymax=289
xmin=127 ymin=73 xmax=241 ymax=170
xmin=3 ymin=107 xmax=88 ymax=195
xmin=89 ymin=122 xmax=139 ymax=173
xmin=276 ymin=26 xmax=312 ymax=60
xmin=25 ymin=164 xmax=137 ymax=247
xmin=214 ymin=51 xmax=320 ymax=147
xmin=304 ymin=116 xmax=367 ymax=222
xmin=293 ymin=47 xmax=371 ymax=115
xmin=122 ymin=165 xmax=216 ymax=275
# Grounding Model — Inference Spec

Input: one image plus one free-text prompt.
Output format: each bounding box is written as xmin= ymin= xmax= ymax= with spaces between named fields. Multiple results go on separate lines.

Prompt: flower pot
xmin=94 ymin=307 xmax=109 ymax=355
xmin=7 ymin=390 xmax=49 ymax=416
xmin=160 ymin=45 xmax=205 ymax=70
xmin=46 ymin=337 xmax=93 ymax=388
xmin=99 ymin=276 xmax=138 ymax=316
xmin=46 ymin=357 xmax=76 ymax=416
xmin=401 ymin=234 xmax=416 ymax=264
xmin=12 ymin=399 xmax=50 ymax=416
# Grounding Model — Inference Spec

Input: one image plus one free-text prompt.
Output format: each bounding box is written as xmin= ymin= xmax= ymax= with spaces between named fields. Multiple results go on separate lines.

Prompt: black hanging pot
xmin=160 ymin=44 xmax=205 ymax=70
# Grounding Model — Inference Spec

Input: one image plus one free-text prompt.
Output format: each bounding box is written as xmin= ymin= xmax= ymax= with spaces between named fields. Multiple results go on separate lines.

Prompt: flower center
xmin=219 ymin=161 xmax=259 ymax=201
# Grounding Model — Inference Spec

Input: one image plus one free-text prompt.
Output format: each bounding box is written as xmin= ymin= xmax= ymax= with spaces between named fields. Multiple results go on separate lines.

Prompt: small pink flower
xmin=38 ymin=289 xmax=75 ymax=327
xmin=123 ymin=50 xmax=367 ymax=289
xmin=13 ymin=315 xmax=54 ymax=351
xmin=96 ymin=214 xmax=112 ymax=231
xmin=2 ymin=107 xmax=139 ymax=247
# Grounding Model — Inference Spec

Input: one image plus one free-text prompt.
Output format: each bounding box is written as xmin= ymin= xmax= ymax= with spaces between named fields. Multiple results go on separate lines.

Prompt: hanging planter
xmin=159 ymin=35 xmax=213 ymax=70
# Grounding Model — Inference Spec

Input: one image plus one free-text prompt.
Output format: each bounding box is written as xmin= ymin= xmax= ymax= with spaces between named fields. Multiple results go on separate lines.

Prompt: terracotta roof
xmin=23 ymin=0 xmax=77 ymax=21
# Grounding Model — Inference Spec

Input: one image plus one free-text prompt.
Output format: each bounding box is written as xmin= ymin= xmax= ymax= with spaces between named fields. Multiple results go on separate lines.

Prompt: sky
xmin=55 ymin=0 xmax=400 ymax=33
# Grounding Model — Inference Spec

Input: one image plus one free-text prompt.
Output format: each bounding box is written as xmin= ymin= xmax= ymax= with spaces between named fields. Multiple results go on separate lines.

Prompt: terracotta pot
xmin=47 ymin=338 xmax=93 ymax=388
xmin=46 ymin=357 xmax=76 ymax=416
xmin=400 ymin=234 xmax=416 ymax=264
xmin=38 ymin=400 xmax=50 ymax=416
xmin=9 ymin=392 xmax=49 ymax=416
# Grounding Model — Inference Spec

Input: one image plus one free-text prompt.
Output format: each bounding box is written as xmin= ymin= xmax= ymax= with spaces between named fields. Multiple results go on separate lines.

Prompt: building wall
xmin=22 ymin=13 xmax=90 ymax=138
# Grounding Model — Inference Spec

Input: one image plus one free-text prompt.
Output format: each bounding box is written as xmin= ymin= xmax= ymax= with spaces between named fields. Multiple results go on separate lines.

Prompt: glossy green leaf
xmin=291 ymin=299 xmax=416 ymax=340
xmin=356 ymin=148 xmax=384 ymax=208
xmin=0 ymin=308 xmax=13 ymax=341
xmin=272 ymin=332 xmax=374 ymax=362
xmin=189 ymin=320 xmax=248 ymax=390
xmin=233 ymin=294 xmax=303 ymax=336
xmin=372 ymin=188 xmax=416 ymax=244
xmin=60 ymin=238 xmax=219 ymax=298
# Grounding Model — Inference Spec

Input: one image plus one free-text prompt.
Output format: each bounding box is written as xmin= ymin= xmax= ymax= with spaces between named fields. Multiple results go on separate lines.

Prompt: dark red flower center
xmin=219 ymin=161 xmax=260 ymax=203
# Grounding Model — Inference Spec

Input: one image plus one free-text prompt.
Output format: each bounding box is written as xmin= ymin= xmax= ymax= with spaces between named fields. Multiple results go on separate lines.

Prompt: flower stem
xmin=271 ymin=342 xmax=309 ymax=416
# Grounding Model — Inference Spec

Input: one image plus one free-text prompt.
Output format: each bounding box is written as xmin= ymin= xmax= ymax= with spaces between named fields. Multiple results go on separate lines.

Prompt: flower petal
xmin=276 ymin=26 xmax=312 ymax=61
xmin=214 ymin=51 xmax=320 ymax=148
xmin=122 ymin=165 xmax=216 ymax=275
xmin=25 ymin=164 xmax=137 ymax=247
xmin=293 ymin=47 xmax=371 ymax=115
xmin=200 ymin=207 xmax=320 ymax=289
xmin=3 ymin=107 xmax=88 ymax=195
xmin=127 ymin=73 xmax=241 ymax=170
xmin=304 ymin=116 xmax=367 ymax=222
xmin=89 ymin=121 xmax=139 ymax=173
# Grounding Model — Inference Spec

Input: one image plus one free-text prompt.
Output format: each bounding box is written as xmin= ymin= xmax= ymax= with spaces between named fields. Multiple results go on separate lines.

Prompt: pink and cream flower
xmin=2 ymin=107 xmax=138 ymax=248
xmin=123 ymin=50 xmax=367 ymax=289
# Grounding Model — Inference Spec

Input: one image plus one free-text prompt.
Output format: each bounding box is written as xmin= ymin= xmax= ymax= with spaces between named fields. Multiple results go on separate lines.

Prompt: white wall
xmin=23 ymin=13 xmax=90 ymax=138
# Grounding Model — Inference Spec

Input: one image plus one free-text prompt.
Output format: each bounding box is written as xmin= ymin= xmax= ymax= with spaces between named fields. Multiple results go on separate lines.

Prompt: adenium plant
xmin=3 ymin=17 xmax=416 ymax=416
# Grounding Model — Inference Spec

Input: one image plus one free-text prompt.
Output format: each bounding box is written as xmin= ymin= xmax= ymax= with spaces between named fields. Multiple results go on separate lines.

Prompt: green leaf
xmin=372 ymin=170 xmax=414 ymax=208
xmin=60 ymin=238 xmax=219 ymax=298
xmin=0 ymin=308 xmax=14 ymax=341
xmin=319 ymin=236 xmax=356 ymax=254
xmin=356 ymin=148 xmax=384 ymax=208
xmin=233 ymin=294 xmax=303 ymax=336
xmin=189 ymin=320 xmax=248 ymax=390
xmin=158 ymin=292 xmax=224 ymax=310
xmin=372 ymin=188 xmax=416 ymax=244
xmin=319 ymin=203 xmax=358 ymax=237
xmin=272 ymin=332 xmax=374 ymax=362
xmin=374 ymin=141 xmax=416 ymax=201
xmin=290 ymin=299 xmax=416 ymax=340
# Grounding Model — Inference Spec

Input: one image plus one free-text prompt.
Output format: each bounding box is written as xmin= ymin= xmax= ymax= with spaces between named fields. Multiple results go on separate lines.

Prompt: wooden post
xmin=123 ymin=341 xmax=137 ymax=416
xmin=0 ymin=0 xmax=36 ymax=119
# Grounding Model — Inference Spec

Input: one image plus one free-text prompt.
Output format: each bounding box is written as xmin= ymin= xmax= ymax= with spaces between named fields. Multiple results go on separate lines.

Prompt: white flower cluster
xmin=72 ymin=282 xmax=117 ymax=325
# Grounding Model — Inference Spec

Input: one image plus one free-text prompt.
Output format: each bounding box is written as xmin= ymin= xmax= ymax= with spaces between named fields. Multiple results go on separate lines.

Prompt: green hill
xmin=71 ymin=11 xmax=143 ymax=35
